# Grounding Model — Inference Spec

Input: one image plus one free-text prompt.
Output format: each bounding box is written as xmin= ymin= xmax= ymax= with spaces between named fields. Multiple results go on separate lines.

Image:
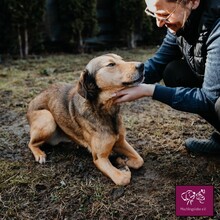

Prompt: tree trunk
xmin=127 ymin=31 xmax=136 ymax=49
xmin=17 ymin=25 xmax=23 ymax=59
xmin=24 ymin=27 xmax=29 ymax=57
xmin=78 ymin=31 xmax=84 ymax=53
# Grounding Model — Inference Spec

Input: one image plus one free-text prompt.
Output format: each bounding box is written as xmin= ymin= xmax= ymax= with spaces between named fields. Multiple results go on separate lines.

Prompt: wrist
xmin=141 ymin=84 xmax=155 ymax=97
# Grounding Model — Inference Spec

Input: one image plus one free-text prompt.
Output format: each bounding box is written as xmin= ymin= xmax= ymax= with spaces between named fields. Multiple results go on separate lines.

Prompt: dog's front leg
xmin=91 ymin=137 xmax=131 ymax=186
xmin=114 ymin=136 xmax=144 ymax=169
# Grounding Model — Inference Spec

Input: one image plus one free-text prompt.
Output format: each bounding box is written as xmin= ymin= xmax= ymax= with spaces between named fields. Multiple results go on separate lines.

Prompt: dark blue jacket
xmin=144 ymin=0 xmax=220 ymax=131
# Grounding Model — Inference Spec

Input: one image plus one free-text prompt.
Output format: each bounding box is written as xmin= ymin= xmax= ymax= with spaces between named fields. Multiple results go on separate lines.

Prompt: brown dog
xmin=27 ymin=54 xmax=144 ymax=185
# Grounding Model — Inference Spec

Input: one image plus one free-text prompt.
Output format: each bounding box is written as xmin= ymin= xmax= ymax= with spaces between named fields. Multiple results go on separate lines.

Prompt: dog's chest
xmin=73 ymin=97 xmax=120 ymax=135
xmin=83 ymin=109 xmax=120 ymax=134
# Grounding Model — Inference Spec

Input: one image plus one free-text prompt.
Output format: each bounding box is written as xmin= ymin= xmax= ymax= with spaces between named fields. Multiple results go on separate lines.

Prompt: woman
xmin=114 ymin=0 xmax=220 ymax=154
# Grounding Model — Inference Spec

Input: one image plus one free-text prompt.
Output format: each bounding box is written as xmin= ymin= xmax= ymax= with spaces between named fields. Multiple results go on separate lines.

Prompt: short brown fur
xmin=27 ymin=54 xmax=144 ymax=185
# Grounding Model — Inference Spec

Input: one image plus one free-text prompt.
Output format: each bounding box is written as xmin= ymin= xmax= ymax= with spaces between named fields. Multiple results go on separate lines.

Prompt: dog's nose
xmin=136 ymin=63 xmax=144 ymax=72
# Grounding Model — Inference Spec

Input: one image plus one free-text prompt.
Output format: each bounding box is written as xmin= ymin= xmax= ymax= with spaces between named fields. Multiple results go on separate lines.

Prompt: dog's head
xmin=78 ymin=54 xmax=144 ymax=102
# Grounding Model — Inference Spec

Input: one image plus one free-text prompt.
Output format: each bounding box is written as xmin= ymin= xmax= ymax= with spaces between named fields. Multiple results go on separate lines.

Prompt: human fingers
xmin=114 ymin=94 xmax=130 ymax=104
xmin=111 ymin=89 xmax=128 ymax=98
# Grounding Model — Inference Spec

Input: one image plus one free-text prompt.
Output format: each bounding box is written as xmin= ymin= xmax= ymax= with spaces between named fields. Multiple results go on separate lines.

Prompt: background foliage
xmin=0 ymin=0 xmax=165 ymax=57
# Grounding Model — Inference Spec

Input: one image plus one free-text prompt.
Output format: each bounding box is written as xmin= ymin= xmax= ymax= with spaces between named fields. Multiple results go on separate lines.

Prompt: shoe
xmin=185 ymin=132 xmax=220 ymax=154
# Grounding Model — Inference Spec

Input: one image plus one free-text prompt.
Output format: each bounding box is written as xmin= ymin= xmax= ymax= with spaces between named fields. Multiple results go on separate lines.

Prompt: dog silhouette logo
xmin=181 ymin=189 xmax=205 ymax=205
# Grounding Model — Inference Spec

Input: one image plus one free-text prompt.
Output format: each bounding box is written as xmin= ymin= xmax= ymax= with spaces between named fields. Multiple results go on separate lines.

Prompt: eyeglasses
xmin=144 ymin=0 xmax=184 ymax=23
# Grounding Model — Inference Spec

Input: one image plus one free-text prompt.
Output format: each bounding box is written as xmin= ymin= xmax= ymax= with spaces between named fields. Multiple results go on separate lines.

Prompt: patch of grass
xmin=1 ymin=48 xmax=220 ymax=219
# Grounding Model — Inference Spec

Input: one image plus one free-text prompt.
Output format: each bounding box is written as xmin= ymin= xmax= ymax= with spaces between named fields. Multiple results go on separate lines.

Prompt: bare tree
xmin=8 ymin=0 xmax=44 ymax=58
xmin=116 ymin=0 xmax=152 ymax=49
xmin=57 ymin=0 xmax=98 ymax=52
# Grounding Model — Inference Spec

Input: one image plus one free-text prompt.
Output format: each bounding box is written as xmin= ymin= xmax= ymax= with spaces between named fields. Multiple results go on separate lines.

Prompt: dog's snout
xmin=136 ymin=63 xmax=144 ymax=72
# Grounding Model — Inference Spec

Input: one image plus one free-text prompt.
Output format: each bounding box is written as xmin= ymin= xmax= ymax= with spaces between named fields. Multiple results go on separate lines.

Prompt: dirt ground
xmin=0 ymin=49 xmax=220 ymax=220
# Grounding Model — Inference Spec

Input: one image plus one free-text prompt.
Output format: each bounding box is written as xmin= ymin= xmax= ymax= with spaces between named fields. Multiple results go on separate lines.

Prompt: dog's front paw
xmin=127 ymin=157 xmax=144 ymax=169
xmin=116 ymin=156 xmax=144 ymax=169
xmin=114 ymin=166 xmax=131 ymax=186
xmin=34 ymin=152 xmax=46 ymax=164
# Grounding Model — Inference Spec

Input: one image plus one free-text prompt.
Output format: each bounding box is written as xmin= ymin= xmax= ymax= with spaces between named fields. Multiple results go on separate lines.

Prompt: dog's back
xmin=27 ymin=83 xmax=90 ymax=147
xmin=27 ymin=83 xmax=72 ymax=113
xmin=27 ymin=82 xmax=121 ymax=150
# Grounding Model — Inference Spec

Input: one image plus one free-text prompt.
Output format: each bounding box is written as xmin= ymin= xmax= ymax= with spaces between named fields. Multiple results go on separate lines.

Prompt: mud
xmin=0 ymin=51 xmax=220 ymax=219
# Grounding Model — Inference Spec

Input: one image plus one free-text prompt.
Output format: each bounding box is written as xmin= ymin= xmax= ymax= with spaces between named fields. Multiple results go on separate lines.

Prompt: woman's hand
xmin=112 ymin=84 xmax=156 ymax=104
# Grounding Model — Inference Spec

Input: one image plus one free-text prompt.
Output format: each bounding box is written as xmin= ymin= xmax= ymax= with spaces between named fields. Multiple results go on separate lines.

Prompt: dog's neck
xmin=98 ymin=90 xmax=119 ymax=112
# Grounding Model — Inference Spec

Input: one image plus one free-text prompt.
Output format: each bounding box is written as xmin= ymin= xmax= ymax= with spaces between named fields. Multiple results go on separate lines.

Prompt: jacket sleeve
xmin=143 ymin=30 xmax=182 ymax=84
xmin=152 ymin=20 xmax=220 ymax=117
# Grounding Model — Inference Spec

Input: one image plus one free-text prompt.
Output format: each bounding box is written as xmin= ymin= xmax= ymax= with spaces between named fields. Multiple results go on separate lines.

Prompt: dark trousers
xmin=163 ymin=59 xmax=220 ymax=132
xmin=162 ymin=59 xmax=203 ymax=88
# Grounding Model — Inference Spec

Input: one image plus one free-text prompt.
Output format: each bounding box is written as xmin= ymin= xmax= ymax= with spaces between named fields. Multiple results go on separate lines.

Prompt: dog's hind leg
xmin=113 ymin=136 xmax=144 ymax=169
xmin=27 ymin=110 xmax=57 ymax=164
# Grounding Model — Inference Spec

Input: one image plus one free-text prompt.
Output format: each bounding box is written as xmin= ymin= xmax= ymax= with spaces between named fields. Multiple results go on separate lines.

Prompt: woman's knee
xmin=162 ymin=59 xmax=203 ymax=88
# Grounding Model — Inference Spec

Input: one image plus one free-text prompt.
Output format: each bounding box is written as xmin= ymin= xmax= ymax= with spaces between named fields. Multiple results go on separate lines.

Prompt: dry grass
xmin=0 ymin=48 xmax=220 ymax=220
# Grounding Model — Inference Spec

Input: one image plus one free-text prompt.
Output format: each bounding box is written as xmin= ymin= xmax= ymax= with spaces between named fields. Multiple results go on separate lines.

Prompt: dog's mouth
xmin=122 ymin=73 xmax=144 ymax=86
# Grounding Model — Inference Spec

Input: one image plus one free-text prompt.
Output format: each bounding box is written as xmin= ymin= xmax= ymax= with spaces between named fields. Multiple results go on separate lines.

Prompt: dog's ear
xmin=78 ymin=69 xmax=101 ymax=101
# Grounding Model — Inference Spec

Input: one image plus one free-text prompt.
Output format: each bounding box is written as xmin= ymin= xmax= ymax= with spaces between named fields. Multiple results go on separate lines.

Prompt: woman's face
xmin=145 ymin=0 xmax=198 ymax=34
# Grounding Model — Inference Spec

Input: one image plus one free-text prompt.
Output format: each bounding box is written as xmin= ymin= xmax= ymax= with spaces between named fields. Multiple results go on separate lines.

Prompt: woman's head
xmin=145 ymin=0 xmax=200 ymax=33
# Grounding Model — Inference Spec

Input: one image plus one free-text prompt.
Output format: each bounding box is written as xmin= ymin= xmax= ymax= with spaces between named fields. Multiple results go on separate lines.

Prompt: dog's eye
xmin=107 ymin=63 xmax=115 ymax=67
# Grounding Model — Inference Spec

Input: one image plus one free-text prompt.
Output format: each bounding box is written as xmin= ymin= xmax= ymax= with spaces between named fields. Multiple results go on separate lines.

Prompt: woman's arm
xmin=153 ymin=20 xmax=220 ymax=115
xmin=114 ymin=20 xmax=220 ymax=116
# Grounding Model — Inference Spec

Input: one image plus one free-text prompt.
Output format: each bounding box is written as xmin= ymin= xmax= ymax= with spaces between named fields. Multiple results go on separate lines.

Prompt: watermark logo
xmin=176 ymin=185 xmax=214 ymax=216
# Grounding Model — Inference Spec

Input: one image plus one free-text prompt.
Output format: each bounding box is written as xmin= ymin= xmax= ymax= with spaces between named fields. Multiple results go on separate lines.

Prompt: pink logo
xmin=176 ymin=186 xmax=214 ymax=216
